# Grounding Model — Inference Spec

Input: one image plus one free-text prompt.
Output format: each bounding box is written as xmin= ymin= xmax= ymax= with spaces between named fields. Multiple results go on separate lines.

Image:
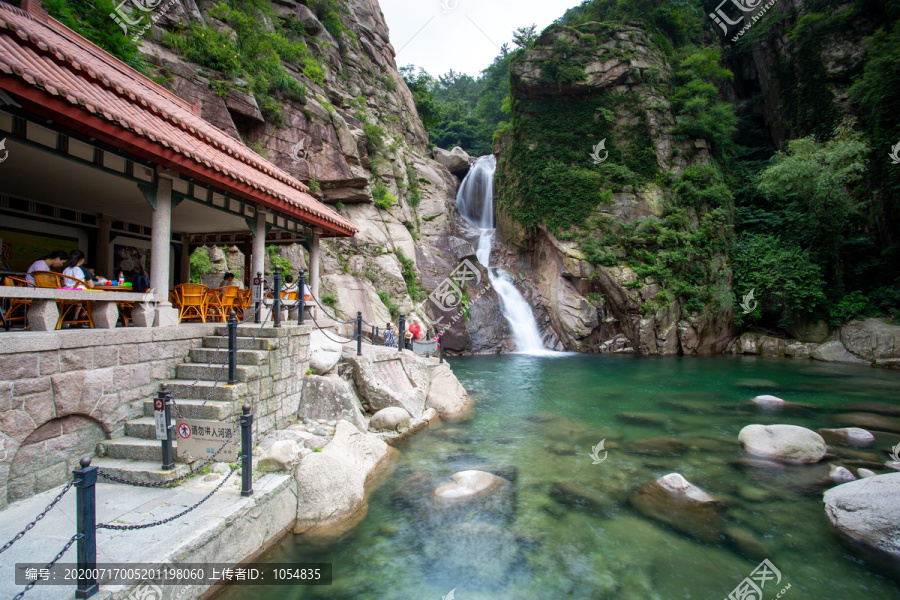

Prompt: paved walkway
xmin=0 ymin=470 xmax=293 ymax=600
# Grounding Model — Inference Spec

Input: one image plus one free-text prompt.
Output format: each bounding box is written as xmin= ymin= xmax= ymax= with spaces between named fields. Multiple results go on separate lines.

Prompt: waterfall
xmin=456 ymin=155 xmax=550 ymax=354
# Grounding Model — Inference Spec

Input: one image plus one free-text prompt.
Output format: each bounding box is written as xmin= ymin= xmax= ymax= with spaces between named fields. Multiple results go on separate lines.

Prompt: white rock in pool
xmin=751 ymin=395 xmax=786 ymax=410
xmin=738 ymin=424 xmax=827 ymax=464
xmin=829 ymin=464 xmax=856 ymax=484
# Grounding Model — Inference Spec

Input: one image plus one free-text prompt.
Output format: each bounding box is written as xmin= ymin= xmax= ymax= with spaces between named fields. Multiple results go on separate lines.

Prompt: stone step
xmin=160 ymin=379 xmax=248 ymax=403
xmin=92 ymin=458 xmax=192 ymax=486
xmin=218 ymin=324 xmax=312 ymax=338
xmin=202 ymin=336 xmax=279 ymax=351
xmin=143 ymin=397 xmax=238 ymax=421
xmin=176 ymin=363 xmax=259 ymax=382
xmin=125 ymin=416 xmax=159 ymax=439
xmin=190 ymin=347 xmax=268 ymax=366
xmin=100 ymin=436 xmax=170 ymax=461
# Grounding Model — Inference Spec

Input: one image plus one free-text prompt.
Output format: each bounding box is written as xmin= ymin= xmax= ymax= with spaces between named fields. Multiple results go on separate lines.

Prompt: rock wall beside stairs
xmin=0 ymin=327 xmax=208 ymax=508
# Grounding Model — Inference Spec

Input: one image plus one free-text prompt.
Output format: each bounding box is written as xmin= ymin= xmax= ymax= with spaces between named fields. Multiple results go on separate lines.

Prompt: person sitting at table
xmin=282 ymin=274 xmax=297 ymax=294
xmin=62 ymin=250 xmax=95 ymax=289
xmin=26 ymin=250 xmax=69 ymax=285
xmin=220 ymin=272 xmax=236 ymax=288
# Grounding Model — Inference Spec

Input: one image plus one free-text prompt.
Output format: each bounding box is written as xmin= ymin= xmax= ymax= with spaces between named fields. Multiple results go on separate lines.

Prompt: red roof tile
xmin=0 ymin=2 xmax=357 ymax=237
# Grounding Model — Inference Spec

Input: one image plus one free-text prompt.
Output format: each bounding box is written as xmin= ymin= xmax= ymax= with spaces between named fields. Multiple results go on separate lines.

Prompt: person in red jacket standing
xmin=408 ymin=320 xmax=422 ymax=341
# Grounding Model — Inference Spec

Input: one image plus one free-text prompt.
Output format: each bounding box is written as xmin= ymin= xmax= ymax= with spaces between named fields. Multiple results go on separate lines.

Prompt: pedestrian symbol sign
xmin=178 ymin=423 xmax=191 ymax=439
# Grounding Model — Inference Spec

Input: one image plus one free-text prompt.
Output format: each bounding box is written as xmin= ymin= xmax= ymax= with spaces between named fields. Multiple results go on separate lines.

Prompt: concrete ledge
xmin=0 ymin=324 xmax=218 ymax=354
xmin=0 ymin=288 xmax=150 ymax=301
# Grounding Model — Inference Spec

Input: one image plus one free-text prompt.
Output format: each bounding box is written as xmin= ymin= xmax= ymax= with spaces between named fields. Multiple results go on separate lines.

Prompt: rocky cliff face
xmin=137 ymin=0 xmax=514 ymax=347
xmin=493 ymin=23 xmax=735 ymax=355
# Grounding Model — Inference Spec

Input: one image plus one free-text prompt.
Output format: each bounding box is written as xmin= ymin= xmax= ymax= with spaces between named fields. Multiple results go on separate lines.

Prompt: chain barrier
xmin=0 ymin=480 xmax=74 ymax=555
xmin=96 ymin=464 xmax=238 ymax=531
xmin=97 ymin=421 xmax=239 ymax=488
xmin=12 ymin=533 xmax=83 ymax=600
xmin=307 ymin=310 xmax=363 ymax=346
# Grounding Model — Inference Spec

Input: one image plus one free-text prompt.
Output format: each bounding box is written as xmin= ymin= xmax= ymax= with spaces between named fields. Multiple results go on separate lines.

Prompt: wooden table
xmin=91 ymin=284 xmax=133 ymax=291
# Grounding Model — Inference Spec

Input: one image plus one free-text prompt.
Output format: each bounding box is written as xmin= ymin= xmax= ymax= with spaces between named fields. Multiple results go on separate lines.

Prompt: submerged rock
xmin=431 ymin=470 xmax=516 ymax=526
xmin=738 ymin=424 xmax=826 ymax=464
xmin=824 ymin=472 xmax=900 ymax=572
xmin=549 ymin=481 xmax=616 ymax=516
xmin=836 ymin=401 xmax=900 ymax=417
xmin=834 ymin=413 xmax=900 ymax=434
xmin=616 ymin=412 xmax=669 ymax=427
xmin=725 ymin=526 xmax=769 ymax=561
xmin=421 ymin=522 xmax=518 ymax=588
xmin=630 ymin=473 xmax=725 ymax=543
xmin=626 ymin=436 xmax=688 ymax=456
xmin=818 ymin=427 xmax=876 ymax=448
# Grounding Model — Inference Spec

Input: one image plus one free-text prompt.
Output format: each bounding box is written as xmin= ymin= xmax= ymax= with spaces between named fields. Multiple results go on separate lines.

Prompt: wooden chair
xmin=233 ymin=288 xmax=252 ymax=320
xmin=116 ymin=290 xmax=154 ymax=327
xmin=2 ymin=275 xmax=32 ymax=329
xmin=31 ymin=271 xmax=94 ymax=329
xmin=171 ymin=283 xmax=209 ymax=323
xmin=206 ymin=286 xmax=239 ymax=322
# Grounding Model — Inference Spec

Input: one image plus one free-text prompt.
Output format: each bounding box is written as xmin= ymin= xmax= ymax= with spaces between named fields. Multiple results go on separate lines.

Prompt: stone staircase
xmin=93 ymin=326 xmax=276 ymax=485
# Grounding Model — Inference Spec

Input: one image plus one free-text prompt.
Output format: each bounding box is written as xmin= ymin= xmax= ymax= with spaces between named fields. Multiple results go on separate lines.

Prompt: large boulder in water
xmin=738 ymin=424 xmax=826 ymax=464
xmin=431 ymin=470 xmax=516 ymax=526
xmin=368 ymin=406 xmax=411 ymax=432
xmin=425 ymin=363 xmax=473 ymax=421
xmin=293 ymin=422 xmax=394 ymax=538
xmin=630 ymin=473 xmax=725 ymax=543
xmin=824 ymin=472 xmax=900 ymax=572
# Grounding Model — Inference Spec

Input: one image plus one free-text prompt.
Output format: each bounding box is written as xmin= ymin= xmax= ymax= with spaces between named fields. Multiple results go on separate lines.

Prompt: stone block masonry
xmin=0 ymin=324 xmax=311 ymax=509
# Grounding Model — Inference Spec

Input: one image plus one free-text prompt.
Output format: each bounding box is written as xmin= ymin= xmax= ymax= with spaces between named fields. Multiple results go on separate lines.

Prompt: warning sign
xmin=175 ymin=418 xmax=238 ymax=462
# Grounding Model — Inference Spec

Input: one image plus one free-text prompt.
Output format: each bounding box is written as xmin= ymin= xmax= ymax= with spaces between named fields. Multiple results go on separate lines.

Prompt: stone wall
xmin=0 ymin=326 xmax=210 ymax=508
xmin=0 ymin=323 xmax=311 ymax=509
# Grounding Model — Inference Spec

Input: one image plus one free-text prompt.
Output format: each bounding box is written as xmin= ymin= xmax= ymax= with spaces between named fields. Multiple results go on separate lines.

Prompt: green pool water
xmin=220 ymin=354 xmax=900 ymax=600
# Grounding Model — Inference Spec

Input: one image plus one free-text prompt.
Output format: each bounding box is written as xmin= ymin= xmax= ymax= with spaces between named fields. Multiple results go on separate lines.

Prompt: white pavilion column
xmin=151 ymin=177 xmax=178 ymax=326
xmin=180 ymin=234 xmax=191 ymax=284
xmin=251 ymin=210 xmax=266 ymax=284
xmin=310 ymin=227 xmax=321 ymax=298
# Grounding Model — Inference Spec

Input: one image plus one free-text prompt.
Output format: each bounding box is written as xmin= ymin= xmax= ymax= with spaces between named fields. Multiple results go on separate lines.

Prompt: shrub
xmin=372 ymin=182 xmax=397 ymax=210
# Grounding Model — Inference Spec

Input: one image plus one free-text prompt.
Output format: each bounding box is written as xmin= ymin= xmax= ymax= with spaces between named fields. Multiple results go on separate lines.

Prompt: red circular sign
xmin=154 ymin=398 xmax=164 ymax=411
xmin=178 ymin=424 xmax=191 ymax=439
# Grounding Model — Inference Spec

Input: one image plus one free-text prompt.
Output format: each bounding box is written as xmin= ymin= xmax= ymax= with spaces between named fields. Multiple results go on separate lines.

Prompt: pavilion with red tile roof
xmin=0 ymin=0 xmax=355 ymax=324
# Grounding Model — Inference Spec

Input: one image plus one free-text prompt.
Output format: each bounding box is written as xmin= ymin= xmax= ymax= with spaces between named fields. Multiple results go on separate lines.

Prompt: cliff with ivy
xmin=482 ymin=0 xmax=900 ymax=353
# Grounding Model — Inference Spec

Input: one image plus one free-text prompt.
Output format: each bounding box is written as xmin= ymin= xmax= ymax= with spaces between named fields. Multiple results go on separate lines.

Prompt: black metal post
xmin=375 ymin=326 xmax=380 ymax=346
xmin=227 ymin=310 xmax=237 ymax=384
xmin=371 ymin=324 xmax=375 ymax=345
xmin=74 ymin=457 xmax=98 ymax=599
xmin=398 ymin=314 xmax=405 ymax=352
xmin=440 ymin=334 xmax=444 ymax=363
xmin=160 ymin=385 xmax=174 ymax=471
xmin=273 ymin=265 xmax=282 ymax=328
xmin=254 ymin=271 xmax=262 ymax=324
xmin=356 ymin=311 xmax=363 ymax=356
xmin=240 ymin=403 xmax=253 ymax=497
xmin=297 ymin=269 xmax=306 ymax=325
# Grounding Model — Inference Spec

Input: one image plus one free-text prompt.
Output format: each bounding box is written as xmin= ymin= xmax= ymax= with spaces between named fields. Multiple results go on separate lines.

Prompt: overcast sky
xmin=379 ymin=0 xmax=585 ymax=78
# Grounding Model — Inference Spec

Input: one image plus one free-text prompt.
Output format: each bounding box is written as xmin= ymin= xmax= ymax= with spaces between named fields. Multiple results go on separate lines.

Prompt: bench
xmin=0 ymin=288 xmax=156 ymax=331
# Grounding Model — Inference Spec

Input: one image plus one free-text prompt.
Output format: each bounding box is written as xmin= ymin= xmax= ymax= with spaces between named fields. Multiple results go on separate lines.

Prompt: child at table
xmin=62 ymin=250 xmax=94 ymax=289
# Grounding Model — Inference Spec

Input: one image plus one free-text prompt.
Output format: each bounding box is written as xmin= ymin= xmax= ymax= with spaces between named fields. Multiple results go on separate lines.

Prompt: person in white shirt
xmin=25 ymin=250 xmax=68 ymax=285
xmin=61 ymin=250 xmax=94 ymax=289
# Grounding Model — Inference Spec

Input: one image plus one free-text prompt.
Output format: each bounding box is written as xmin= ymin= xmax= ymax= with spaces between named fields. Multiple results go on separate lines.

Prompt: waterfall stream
xmin=456 ymin=155 xmax=549 ymax=354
